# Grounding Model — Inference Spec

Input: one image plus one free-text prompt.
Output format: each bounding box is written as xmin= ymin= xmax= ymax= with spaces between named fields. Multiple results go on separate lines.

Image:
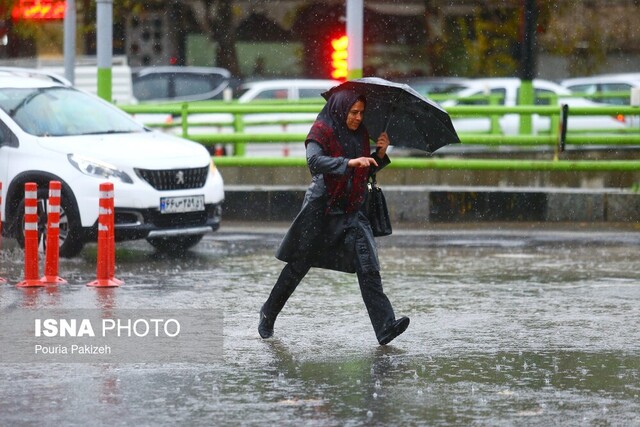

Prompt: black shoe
xmin=377 ymin=317 xmax=410 ymax=345
xmin=258 ymin=304 xmax=274 ymax=339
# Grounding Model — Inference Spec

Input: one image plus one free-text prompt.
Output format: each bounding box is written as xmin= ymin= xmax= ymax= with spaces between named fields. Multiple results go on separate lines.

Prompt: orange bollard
xmin=87 ymin=182 xmax=122 ymax=287
xmin=17 ymin=182 xmax=44 ymax=288
xmin=0 ymin=181 xmax=6 ymax=284
xmin=40 ymin=181 xmax=67 ymax=285
xmin=106 ymin=182 xmax=122 ymax=286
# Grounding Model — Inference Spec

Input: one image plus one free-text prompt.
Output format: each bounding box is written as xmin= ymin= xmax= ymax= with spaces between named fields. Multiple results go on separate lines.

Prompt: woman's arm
xmin=307 ymin=139 xmax=381 ymax=175
xmin=307 ymin=141 xmax=350 ymax=175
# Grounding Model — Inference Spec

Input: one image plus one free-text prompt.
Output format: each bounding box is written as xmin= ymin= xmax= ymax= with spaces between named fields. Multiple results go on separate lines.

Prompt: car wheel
xmin=146 ymin=234 xmax=204 ymax=253
xmin=14 ymin=188 xmax=85 ymax=258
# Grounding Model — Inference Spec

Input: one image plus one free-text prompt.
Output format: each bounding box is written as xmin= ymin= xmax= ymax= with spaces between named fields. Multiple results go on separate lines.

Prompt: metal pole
xmin=96 ymin=0 xmax=113 ymax=102
xmin=346 ymin=0 xmax=363 ymax=80
xmin=518 ymin=0 xmax=537 ymax=134
xmin=519 ymin=0 xmax=537 ymax=81
xmin=63 ymin=0 xmax=76 ymax=84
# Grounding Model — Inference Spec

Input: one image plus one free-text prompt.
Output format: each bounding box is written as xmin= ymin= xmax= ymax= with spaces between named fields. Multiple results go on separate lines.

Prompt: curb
xmin=222 ymin=185 xmax=640 ymax=223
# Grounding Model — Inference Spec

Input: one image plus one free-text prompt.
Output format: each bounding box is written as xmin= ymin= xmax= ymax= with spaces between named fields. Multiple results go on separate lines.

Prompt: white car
xmin=0 ymin=72 xmax=224 ymax=257
xmin=560 ymin=73 xmax=640 ymax=105
xmin=235 ymin=79 xmax=339 ymax=102
xmin=440 ymin=78 xmax=628 ymax=135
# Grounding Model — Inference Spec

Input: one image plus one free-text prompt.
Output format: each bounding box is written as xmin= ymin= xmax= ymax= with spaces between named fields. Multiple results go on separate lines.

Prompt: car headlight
xmin=67 ymin=153 xmax=133 ymax=184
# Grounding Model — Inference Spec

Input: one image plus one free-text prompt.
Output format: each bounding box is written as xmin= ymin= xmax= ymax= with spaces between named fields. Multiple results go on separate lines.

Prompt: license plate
xmin=159 ymin=195 xmax=205 ymax=214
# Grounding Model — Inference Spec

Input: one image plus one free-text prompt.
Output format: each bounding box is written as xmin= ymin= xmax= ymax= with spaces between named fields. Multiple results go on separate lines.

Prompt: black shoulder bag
xmin=365 ymin=174 xmax=392 ymax=237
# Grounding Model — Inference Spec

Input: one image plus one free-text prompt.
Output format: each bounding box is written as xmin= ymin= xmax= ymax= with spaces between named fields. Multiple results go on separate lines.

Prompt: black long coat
xmin=275 ymin=142 xmax=390 ymax=274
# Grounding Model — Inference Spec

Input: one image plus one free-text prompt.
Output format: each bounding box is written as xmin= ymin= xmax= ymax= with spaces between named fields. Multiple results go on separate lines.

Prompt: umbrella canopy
xmin=322 ymin=77 xmax=460 ymax=154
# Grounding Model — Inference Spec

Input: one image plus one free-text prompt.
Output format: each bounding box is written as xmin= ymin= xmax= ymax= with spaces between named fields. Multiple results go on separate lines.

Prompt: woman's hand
xmin=348 ymin=157 xmax=378 ymax=168
xmin=376 ymin=132 xmax=390 ymax=158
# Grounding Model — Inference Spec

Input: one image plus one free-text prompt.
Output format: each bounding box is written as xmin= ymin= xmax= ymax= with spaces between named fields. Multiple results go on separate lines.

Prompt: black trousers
xmin=262 ymin=260 xmax=396 ymax=339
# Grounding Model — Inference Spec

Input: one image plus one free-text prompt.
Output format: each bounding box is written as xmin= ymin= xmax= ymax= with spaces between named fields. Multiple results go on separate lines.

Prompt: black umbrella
xmin=322 ymin=77 xmax=460 ymax=154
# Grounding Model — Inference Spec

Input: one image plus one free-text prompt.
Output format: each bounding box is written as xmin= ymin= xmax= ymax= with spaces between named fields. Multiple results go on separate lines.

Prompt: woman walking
xmin=258 ymin=88 xmax=409 ymax=345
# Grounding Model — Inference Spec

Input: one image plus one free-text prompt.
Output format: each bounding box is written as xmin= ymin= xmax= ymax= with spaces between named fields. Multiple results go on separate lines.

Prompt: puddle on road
xmin=0 ymin=233 xmax=639 ymax=425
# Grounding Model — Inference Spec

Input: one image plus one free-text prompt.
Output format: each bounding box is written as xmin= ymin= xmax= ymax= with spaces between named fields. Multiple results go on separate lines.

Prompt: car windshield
xmin=0 ymin=86 xmax=145 ymax=137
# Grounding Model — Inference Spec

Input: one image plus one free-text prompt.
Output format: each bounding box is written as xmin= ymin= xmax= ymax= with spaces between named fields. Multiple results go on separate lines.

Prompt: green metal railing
xmin=119 ymin=101 xmax=640 ymax=172
xmin=564 ymin=90 xmax=636 ymax=105
xmin=209 ymin=156 xmax=640 ymax=172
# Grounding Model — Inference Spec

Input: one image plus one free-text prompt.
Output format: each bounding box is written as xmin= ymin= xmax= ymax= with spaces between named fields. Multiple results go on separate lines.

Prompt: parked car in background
xmin=439 ymin=78 xmax=628 ymax=136
xmin=0 ymin=71 xmax=224 ymax=257
xmin=128 ymin=66 xmax=235 ymax=138
xmin=560 ymin=73 xmax=640 ymax=105
xmin=236 ymin=79 xmax=339 ymax=102
xmin=132 ymin=66 xmax=234 ymax=103
xmin=236 ymin=79 xmax=339 ymax=156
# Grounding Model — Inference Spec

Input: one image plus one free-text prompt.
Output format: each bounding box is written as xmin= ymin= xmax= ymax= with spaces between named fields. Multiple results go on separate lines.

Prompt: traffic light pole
xmin=346 ymin=0 xmax=363 ymax=80
xmin=63 ymin=0 xmax=75 ymax=84
xmin=97 ymin=0 xmax=113 ymax=102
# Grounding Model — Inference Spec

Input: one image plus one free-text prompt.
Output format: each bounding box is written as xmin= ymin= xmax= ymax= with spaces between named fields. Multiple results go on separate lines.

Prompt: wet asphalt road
xmin=0 ymin=222 xmax=639 ymax=426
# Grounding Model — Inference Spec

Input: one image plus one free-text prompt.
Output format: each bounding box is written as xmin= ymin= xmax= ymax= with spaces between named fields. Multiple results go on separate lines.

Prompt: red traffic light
xmin=330 ymin=35 xmax=348 ymax=81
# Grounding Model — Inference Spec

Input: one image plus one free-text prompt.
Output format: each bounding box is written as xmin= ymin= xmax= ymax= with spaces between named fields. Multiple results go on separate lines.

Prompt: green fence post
xmin=549 ymin=94 xmax=559 ymax=136
xmin=233 ymin=113 xmax=246 ymax=156
xmin=489 ymin=94 xmax=500 ymax=135
xmin=519 ymin=80 xmax=534 ymax=135
xmin=181 ymin=103 xmax=188 ymax=139
xmin=97 ymin=67 xmax=112 ymax=102
xmin=552 ymin=103 xmax=562 ymax=161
